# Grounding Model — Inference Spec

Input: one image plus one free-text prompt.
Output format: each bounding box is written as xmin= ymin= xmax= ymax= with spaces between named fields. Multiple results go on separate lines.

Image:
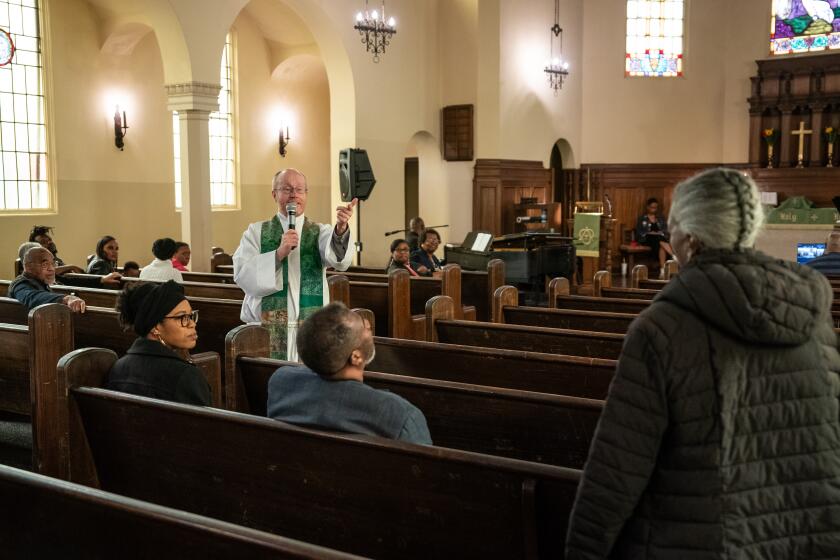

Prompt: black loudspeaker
xmin=339 ymin=148 xmax=376 ymax=202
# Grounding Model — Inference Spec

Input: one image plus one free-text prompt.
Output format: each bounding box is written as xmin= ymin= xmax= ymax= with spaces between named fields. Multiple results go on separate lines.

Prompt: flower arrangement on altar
xmin=762 ymin=128 xmax=780 ymax=145
xmin=762 ymin=128 xmax=779 ymax=168
xmin=825 ymin=126 xmax=837 ymax=167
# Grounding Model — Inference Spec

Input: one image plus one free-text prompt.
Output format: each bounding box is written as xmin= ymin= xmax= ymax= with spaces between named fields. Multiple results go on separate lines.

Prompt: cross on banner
xmin=791 ymin=121 xmax=813 ymax=168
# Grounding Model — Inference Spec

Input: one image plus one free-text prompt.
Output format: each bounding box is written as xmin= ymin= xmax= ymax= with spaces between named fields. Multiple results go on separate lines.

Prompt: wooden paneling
xmin=472 ymin=160 xmax=552 ymax=236
xmin=579 ymin=162 xmax=840 ymax=268
xmin=442 ymin=105 xmax=474 ymax=161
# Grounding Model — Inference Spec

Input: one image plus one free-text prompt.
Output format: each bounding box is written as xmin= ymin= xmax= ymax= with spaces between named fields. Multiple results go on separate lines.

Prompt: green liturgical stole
xmin=259 ymin=215 xmax=323 ymax=359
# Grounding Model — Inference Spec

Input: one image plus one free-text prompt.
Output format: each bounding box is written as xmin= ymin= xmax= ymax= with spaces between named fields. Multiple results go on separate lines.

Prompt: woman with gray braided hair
xmin=566 ymin=168 xmax=840 ymax=559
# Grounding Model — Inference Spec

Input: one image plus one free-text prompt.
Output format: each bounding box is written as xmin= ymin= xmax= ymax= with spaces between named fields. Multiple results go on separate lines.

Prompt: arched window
xmin=174 ymin=33 xmax=237 ymax=209
xmin=0 ymin=0 xmax=49 ymax=211
xmin=625 ymin=0 xmax=684 ymax=77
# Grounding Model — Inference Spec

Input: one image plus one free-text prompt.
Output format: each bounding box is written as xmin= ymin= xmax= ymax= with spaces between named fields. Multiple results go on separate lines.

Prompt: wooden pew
xmin=366 ymin=337 xmax=615 ymax=399
xmin=426 ymin=296 xmax=625 ymax=360
xmin=180 ymin=271 xmax=236 ymax=284
xmin=631 ymin=264 xmax=668 ymax=290
xmin=329 ymin=264 xmax=477 ymax=321
xmin=55 ymin=273 xmax=246 ymax=300
xmin=210 ymin=251 xmax=233 ymax=273
xmin=233 ymin=307 xmax=615 ymax=399
xmin=45 ymin=347 xmax=583 ymax=559
xmin=492 ymin=285 xmax=636 ymax=334
xmin=225 ymin=324 xmax=604 ymax=468
xmin=0 ymin=464 xmax=359 ymax=559
xmin=332 ymin=271 xmax=421 ymax=340
xmin=548 ymin=277 xmax=651 ymax=314
xmin=332 ymin=261 xmax=504 ymax=322
xmin=593 ymin=271 xmax=658 ymax=300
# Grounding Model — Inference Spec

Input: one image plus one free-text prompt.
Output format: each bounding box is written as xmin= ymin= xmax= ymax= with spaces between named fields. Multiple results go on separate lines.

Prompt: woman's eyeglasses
xmin=163 ymin=310 xmax=199 ymax=327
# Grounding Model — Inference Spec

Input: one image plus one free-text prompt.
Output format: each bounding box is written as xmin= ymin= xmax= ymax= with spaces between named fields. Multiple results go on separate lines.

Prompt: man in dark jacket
xmin=267 ymin=302 xmax=432 ymax=445
xmin=10 ymin=247 xmax=85 ymax=313
xmin=566 ymin=168 xmax=840 ymax=559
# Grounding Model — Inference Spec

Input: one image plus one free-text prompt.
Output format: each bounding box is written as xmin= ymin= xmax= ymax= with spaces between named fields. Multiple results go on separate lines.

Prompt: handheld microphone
xmin=286 ymin=203 xmax=297 ymax=250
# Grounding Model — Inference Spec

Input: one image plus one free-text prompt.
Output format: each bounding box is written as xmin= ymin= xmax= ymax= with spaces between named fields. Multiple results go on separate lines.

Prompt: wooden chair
xmin=618 ymin=224 xmax=657 ymax=274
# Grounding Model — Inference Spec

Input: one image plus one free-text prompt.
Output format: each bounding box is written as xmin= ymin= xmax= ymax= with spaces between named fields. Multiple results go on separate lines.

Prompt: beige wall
xmin=580 ymin=0 xmax=770 ymax=164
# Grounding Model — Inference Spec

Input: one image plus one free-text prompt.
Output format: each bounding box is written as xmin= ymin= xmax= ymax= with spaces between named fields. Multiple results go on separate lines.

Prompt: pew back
xmin=53 ymin=348 xmax=580 ymax=559
xmin=0 ymin=464 xmax=361 ymax=559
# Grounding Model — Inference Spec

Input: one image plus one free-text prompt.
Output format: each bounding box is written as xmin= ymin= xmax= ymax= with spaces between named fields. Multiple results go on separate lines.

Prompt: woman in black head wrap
xmin=106 ymin=280 xmax=210 ymax=406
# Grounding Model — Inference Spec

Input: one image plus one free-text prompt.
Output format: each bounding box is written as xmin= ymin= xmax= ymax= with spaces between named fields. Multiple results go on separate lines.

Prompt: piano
xmin=446 ymin=230 xmax=575 ymax=287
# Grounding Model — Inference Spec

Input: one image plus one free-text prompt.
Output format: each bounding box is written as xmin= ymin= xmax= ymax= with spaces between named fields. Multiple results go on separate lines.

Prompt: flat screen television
xmin=797 ymin=243 xmax=825 ymax=264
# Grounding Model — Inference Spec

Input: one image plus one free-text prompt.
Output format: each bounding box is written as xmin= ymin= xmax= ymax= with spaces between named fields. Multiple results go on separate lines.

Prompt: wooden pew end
xmin=328 ymin=274 xmax=350 ymax=307
xmin=491 ymin=286 xmax=519 ymax=323
xmin=547 ymin=277 xmax=570 ymax=308
xmin=665 ymin=259 xmax=679 ymax=280
xmin=630 ymin=265 xmax=648 ymax=289
xmin=224 ymin=324 xmax=269 ymax=412
xmin=593 ymin=270 xmax=611 ymax=297
xmin=425 ymin=295 xmax=454 ymax=343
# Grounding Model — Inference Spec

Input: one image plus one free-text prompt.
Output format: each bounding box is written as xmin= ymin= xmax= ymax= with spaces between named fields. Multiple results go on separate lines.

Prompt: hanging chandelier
xmin=543 ymin=0 xmax=569 ymax=94
xmin=354 ymin=0 xmax=397 ymax=63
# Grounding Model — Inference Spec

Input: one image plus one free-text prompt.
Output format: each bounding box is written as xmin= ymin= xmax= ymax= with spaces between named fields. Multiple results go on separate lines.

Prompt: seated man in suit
xmin=10 ymin=246 xmax=85 ymax=313
xmin=806 ymin=231 xmax=840 ymax=275
xmin=267 ymin=302 xmax=432 ymax=445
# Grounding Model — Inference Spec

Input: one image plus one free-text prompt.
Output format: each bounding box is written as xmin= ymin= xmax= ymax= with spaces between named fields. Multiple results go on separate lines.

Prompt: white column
xmin=165 ymin=82 xmax=221 ymax=272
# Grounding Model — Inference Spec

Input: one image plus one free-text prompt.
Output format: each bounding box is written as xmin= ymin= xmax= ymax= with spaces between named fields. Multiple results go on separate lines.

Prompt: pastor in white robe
xmin=233 ymin=212 xmax=353 ymax=362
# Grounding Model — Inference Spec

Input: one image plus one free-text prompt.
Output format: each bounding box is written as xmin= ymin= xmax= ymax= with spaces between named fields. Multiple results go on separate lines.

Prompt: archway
xmin=550 ymin=138 xmax=576 ymax=234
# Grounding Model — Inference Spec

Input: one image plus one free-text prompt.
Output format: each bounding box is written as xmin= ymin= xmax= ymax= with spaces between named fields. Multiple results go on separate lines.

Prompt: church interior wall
xmin=580 ymin=0 xmax=770 ymax=165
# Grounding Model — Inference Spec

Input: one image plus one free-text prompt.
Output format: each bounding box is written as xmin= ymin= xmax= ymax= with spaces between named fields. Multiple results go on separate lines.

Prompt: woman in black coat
xmin=106 ymin=280 xmax=210 ymax=406
xmin=566 ymin=168 xmax=840 ymax=559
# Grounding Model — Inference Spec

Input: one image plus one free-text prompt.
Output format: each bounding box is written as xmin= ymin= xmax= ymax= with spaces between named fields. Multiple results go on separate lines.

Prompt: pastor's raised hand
xmin=335 ymin=198 xmax=358 ymax=235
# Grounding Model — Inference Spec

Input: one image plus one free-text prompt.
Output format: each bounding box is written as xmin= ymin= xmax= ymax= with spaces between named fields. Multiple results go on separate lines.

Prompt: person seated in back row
xmin=405 ymin=216 xmax=425 ymax=252
xmin=267 ymin=302 xmax=432 ymax=445
xmin=806 ymin=231 xmax=840 ymax=276
xmin=121 ymin=261 xmax=141 ymax=278
xmin=28 ymin=225 xmax=84 ymax=275
xmin=87 ymin=235 xmax=120 ymax=275
xmin=10 ymin=246 xmax=85 ymax=313
xmin=171 ymin=241 xmax=190 ymax=272
xmin=106 ymin=280 xmax=210 ymax=406
xmin=386 ymin=238 xmax=420 ymax=276
xmin=410 ymin=228 xmax=444 ymax=277
xmin=635 ymin=197 xmax=675 ymax=278
xmin=139 ymin=238 xmax=184 ymax=283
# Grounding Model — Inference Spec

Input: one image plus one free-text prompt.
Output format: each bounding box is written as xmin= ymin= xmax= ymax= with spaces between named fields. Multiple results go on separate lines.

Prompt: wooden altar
xmin=748 ymin=52 xmax=840 ymax=168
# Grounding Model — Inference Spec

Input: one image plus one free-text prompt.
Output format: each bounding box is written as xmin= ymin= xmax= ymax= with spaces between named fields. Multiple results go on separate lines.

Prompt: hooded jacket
xmin=566 ymin=249 xmax=840 ymax=559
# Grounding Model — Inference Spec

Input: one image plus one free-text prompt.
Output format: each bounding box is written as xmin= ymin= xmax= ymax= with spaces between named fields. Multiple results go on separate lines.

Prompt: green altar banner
xmin=573 ymin=213 xmax=601 ymax=257
xmin=765 ymin=196 xmax=839 ymax=225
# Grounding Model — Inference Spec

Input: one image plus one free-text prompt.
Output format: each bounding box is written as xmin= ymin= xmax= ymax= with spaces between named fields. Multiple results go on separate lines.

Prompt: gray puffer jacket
xmin=566 ymin=249 xmax=840 ymax=559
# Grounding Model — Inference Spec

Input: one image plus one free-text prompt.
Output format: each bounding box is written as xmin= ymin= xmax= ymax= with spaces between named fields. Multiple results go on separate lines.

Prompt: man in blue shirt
xmin=806 ymin=231 xmax=840 ymax=276
xmin=10 ymin=247 xmax=86 ymax=313
xmin=267 ymin=302 xmax=432 ymax=445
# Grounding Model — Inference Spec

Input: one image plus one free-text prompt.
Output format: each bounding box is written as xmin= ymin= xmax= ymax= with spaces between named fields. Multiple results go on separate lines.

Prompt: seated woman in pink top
xmin=171 ymin=242 xmax=190 ymax=272
xmin=386 ymin=239 xmax=419 ymax=276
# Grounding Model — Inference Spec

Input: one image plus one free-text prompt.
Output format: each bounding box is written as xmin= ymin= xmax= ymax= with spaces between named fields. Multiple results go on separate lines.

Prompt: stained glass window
xmin=175 ymin=34 xmax=236 ymax=209
xmin=771 ymin=0 xmax=840 ymax=55
xmin=625 ymin=0 xmax=684 ymax=77
xmin=0 ymin=0 xmax=49 ymax=212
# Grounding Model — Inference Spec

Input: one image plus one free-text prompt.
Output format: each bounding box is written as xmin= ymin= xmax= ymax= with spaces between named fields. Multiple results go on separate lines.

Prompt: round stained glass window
xmin=0 ymin=29 xmax=15 ymax=67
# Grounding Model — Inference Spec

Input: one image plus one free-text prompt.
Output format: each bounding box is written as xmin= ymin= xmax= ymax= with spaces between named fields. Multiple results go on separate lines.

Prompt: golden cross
xmin=791 ymin=121 xmax=813 ymax=168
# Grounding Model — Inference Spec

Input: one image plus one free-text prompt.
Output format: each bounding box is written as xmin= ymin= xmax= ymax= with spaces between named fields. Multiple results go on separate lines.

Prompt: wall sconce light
xmin=279 ymin=125 xmax=290 ymax=158
xmin=114 ymin=105 xmax=128 ymax=150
